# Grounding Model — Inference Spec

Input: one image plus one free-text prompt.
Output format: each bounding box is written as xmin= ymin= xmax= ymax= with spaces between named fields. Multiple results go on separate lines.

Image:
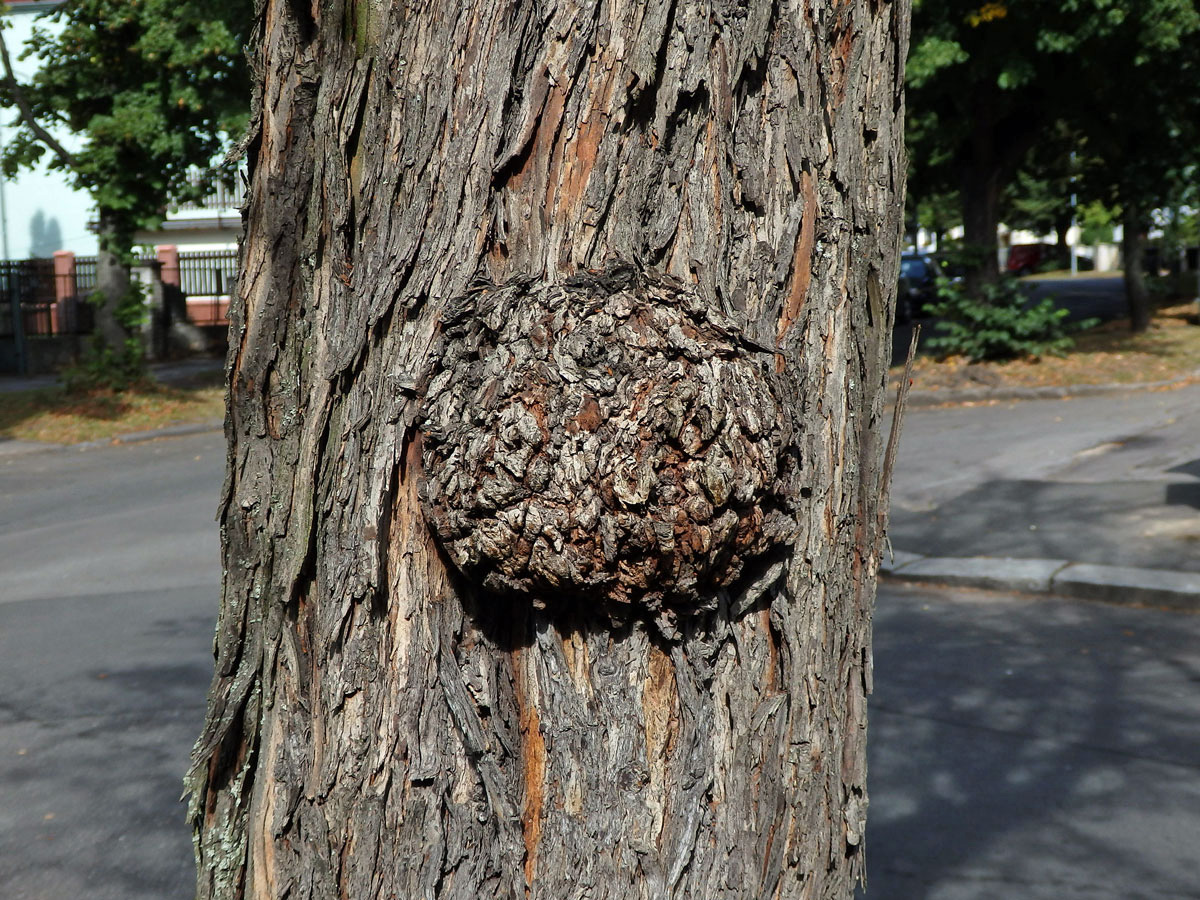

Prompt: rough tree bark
xmin=188 ymin=1 xmax=909 ymax=898
xmin=94 ymin=214 xmax=135 ymax=354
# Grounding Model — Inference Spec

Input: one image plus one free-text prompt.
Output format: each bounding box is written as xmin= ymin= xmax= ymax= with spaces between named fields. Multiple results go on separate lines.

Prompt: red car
xmin=1006 ymin=243 xmax=1054 ymax=275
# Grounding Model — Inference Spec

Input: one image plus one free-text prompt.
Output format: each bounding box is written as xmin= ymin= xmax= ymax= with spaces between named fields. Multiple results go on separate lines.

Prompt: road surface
xmin=2 ymin=422 xmax=1199 ymax=898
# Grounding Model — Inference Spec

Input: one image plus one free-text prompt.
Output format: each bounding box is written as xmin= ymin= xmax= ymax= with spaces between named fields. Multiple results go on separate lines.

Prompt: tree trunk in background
xmin=187 ymin=1 xmax=909 ymax=898
xmin=1122 ymin=199 xmax=1151 ymax=332
xmin=93 ymin=214 xmax=133 ymax=355
xmin=960 ymin=158 xmax=1001 ymax=294
xmin=1054 ymin=213 xmax=1072 ymax=270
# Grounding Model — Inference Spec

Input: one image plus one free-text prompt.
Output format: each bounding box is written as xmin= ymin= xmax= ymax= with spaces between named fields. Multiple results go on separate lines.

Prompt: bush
xmin=926 ymin=276 xmax=1096 ymax=362
xmin=61 ymin=284 xmax=149 ymax=392
xmin=1147 ymin=270 xmax=1198 ymax=304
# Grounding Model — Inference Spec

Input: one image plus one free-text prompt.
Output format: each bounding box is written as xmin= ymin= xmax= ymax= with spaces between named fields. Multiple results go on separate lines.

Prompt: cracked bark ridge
xmin=421 ymin=264 xmax=801 ymax=616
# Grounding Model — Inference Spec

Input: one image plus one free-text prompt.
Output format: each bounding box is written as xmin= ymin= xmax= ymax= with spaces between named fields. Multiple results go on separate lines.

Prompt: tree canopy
xmin=907 ymin=0 xmax=1200 ymax=308
xmin=0 ymin=0 xmax=251 ymax=250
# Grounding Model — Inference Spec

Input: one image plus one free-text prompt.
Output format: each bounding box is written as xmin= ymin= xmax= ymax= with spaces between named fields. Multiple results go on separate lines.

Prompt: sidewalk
xmin=884 ymin=376 xmax=1200 ymax=610
xmin=0 ymin=356 xmax=224 ymax=394
xmin=0 ymin=357 xmax=225 ymax=457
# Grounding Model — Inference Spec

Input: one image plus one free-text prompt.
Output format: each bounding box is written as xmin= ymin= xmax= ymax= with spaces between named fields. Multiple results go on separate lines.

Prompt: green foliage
xmin=63 ymin=282 xmax=150 ymax=391
xmin=1077 ymin=200 xmax=1119 ymax=244
xmin=926 ymin=275 xmax=1097 ymax=362
xmin=1001 ymin=125 xmax=1090 ymax=241
xmin=0 ymin=0 xmax=251 ymax=247
xmin=62 ymin=338 xmax=144 ymax=392
xmin=907 ymin=0 xmax=1200 ymax=292
xmin=0 ymin=0 xmax=250 ymax=388
xmin=906 ymin=35 xmax=967 ymax=87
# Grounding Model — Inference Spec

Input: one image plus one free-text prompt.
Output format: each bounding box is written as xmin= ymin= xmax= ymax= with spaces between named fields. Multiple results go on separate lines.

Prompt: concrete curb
xmin=78 ymin=419 xmax=224 ymax=450
xmin=883 ymin=551 xmax=1200 ymax=612
xmin=898 ymin=368 xmax=1200 ymax=409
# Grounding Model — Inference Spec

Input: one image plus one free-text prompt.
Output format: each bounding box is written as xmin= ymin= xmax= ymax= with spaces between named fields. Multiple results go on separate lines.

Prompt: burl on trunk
xmin=188 ymin=1 xmax=910 ymax=898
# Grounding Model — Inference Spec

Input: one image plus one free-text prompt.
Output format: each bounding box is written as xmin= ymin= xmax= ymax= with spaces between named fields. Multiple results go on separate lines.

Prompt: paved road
xmin=864 ymin=582 xmax=1200 ymax=899
xmin=889 ymin=382 xmax=1200 ymax=571
xmin=3 ymin=420 xmax=1199 ymax=897
xmin=1024 ymin=274 xmax=1130 ymax=324
xmin=0 ymin=432 xmax=222 ymax=899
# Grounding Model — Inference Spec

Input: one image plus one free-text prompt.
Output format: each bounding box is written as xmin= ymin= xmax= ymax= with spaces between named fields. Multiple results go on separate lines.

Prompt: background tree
xmin=906 ymin=0 xmax=1071 ymax=289
xmin=27 ymin=208 xmax=62 ymax=258
xmin=186 ymin=0 xmax=910 ymax=897
xmin=0 ymin=0 xmax=250 ymax=377
xmin=1070 ymin=0 xmax=1200 ymax=330
xmin=904 ymin=99 xmax=960 ymax=249
xmin=1001 ymin=127 xmax=1090 ymax=269
xmin=907 ymin=0 xmax=1200 ymax=309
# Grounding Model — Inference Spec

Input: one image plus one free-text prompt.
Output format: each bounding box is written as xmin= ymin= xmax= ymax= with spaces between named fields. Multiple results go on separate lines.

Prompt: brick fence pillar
xmin=156 ymin=245 xmax=180 ymax=287
xmin=52 ymin=250 xmax=75 ymax=335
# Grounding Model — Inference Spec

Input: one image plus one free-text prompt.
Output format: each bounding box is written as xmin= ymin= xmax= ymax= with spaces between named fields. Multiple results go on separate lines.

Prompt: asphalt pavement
xmin=885 ymin=273 xmax=1200 ymax=607
xmin=4 ymin=309 xmax=1200 ymax=895
xmin=0 ymin=432 xmax=222 ymax=899
xmin=886 ymin=380 xmax=1200 ymax=605
xmin=1024 ymin=273 xmax=1131 ymax=323
xmin=864 ymin=581 xmax=1200 ymax=900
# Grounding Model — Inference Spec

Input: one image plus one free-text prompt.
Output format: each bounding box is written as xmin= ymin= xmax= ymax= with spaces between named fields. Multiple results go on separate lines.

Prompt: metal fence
xmin=0 ymin=258 xmax=94 ymax=340
xmin=175 ymin=249 xmax=237 ymax=326
xmin=0 ymin=249 xmax=238 ymax=344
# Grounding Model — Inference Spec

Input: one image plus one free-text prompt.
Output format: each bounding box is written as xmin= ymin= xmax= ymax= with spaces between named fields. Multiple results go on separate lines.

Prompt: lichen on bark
xmin=420 ymin=263 xmax=801 ymax=619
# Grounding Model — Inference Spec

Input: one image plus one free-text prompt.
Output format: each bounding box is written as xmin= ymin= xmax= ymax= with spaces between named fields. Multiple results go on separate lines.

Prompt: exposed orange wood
xmin=513 ymin=649 xmax=547 ymax=890
xmin=776 ymin=171 xmax=817 ymax=344
xmin=642 ymin=642 xmax=678 ymax=842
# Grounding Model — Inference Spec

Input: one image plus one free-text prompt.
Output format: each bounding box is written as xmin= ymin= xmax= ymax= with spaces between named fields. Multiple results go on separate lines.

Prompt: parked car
xmin=897 ymin=252 xmax=938 ymax=323
xmin=1006 ymin=242 xmax=1054 ymax=275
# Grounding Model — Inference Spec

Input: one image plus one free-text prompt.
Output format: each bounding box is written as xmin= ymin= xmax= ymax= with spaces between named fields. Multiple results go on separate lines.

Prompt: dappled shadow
xmin=889 ymin=478 xmax=1200 ymax=572
xmin=0 ymin=666 xmax=204 ymax=899
xmin=0 ymin=585 xmax=215 ymax=898
xmin=860 ymin=584 xmax=1200 ymax=898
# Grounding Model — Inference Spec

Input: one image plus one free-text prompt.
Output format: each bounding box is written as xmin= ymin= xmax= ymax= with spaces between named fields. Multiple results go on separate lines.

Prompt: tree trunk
xmin=187 ymin=2 xmax=910 ymax=898
xmin=94 ymin=214 xmax=133 ymax=355
xmin=960 ymin=158 xmax=1001 ymax=293
xmin=1121 ymin=199 xmax=1151 ymax=332
xmin=1054 ymin=212 xmax=1072 ymax=270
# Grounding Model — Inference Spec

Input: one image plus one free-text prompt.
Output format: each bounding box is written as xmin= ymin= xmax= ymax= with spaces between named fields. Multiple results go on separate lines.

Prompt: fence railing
xmin=171 ymin=171 xmax=246 ymax=213
xmin=174 ymin=249 xmax=237 ymax=326
xmin=0 ymin=248 xmax=239 ymax=341
xmin=0 ymin=258 xmax=95 ymax=339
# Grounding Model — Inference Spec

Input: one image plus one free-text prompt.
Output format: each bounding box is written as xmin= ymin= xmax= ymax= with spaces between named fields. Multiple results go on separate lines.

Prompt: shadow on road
xmin=889 ymin=478 xmax=1200 ymax=571
xmin=0 ymin=588 xmax=216 ymax=900
xmin=862 ymin=586 xmax=1200 ymax=899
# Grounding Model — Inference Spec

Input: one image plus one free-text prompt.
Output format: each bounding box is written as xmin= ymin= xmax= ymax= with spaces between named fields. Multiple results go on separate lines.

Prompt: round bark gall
xmin=420 ymin=265 xmax=801 ymax=614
